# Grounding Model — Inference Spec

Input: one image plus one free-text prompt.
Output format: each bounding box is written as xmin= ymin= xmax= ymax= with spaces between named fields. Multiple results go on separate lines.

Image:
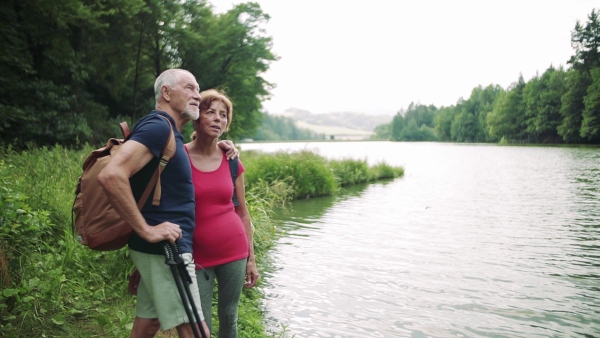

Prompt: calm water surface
xmin=240 ymin=142 xmax=600 ymax=338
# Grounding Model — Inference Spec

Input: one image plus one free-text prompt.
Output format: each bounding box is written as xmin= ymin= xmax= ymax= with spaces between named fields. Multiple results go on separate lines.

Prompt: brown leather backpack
xmin=72 ymin=117 xmax=175 ymax=251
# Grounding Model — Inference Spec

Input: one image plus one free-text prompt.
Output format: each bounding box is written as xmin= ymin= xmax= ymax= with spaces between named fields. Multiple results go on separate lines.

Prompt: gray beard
xmin=182 ymin=106 xmax=200 ymax=121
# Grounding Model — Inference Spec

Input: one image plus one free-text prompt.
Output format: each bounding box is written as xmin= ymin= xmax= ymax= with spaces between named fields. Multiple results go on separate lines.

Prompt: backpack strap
xmin=136 ymin=116 xmax=176 ymax=208
xmin=119 ymin=122 xmax=130 ymax=138
xmin=229 ymin=158 xmax=240 ymax=207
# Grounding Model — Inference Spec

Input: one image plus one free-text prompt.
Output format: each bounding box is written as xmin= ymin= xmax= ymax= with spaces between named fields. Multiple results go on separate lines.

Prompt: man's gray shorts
xmin=130 ymin=249 xmax=203 ymax=330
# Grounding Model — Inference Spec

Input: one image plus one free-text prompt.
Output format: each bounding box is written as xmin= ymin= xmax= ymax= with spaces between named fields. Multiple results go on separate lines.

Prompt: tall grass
xmin=0 ymin=146 xmax=403 ymax=337
xmin=0 ymin=147 xmax=135 ymax=337
xmin=242 ymin=150 xmax=404 ymax=192
xmin=242 ymin=150 xmax=339 ymax=199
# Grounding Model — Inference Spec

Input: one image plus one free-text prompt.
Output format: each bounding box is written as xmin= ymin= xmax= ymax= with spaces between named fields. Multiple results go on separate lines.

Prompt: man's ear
xmin=162 ymin=86 xmax=171 ymax=102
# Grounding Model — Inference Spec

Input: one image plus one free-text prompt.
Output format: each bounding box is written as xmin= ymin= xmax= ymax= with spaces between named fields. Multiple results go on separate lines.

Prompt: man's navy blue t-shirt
xmin=127 ymin=111 xmax=195 ymax=255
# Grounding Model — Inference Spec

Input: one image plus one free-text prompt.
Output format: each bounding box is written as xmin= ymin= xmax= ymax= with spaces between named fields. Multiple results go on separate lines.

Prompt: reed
xmin=242 ymin=150 xmax=339 ymax=198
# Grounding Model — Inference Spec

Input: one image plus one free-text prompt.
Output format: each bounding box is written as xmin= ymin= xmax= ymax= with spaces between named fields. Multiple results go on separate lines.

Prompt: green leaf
xmin=96 ymin=307 xmax=109 ymax=313
xmin=3 ymin=289 xmax=19 ymax=297
xmin=29 ymin=277 xmax=40 ymax=287
xmin=51 ymin=313 xmax=65 ymax=325
xmin=95 ymin=314 xmax=111 ymax=326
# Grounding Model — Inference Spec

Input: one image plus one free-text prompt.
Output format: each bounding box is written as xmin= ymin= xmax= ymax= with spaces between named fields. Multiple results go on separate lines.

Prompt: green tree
xmin=581 ymin=67 xmax=600 ymax=140
xmin=523 ymin=66 xmax=567 ymax=143
xmin=418 ymin=124 xmax=438 ymax=141
xmin=389 ymin=103 xmax=438 ymax=141
xmin=404 ymin=103 xmax=437 ymax=128
xmin=451 ymin=109 xmax=477 ymax=142
xmin=558 ymin=69 xmax=590 ymax=142
xmin=179 ymin=1 xmax=278 ymax=141
xmin=486 ymin=75 xmax=527 ymax=142
xmin=0 ymin=0 xmax=103 ymax=148
xmin=390 ymin=112 xmax=406 ymax=141
xmin=80 ymin=0 xmax=165 ymax=143
xmin=447 ymin=85 xmax=502 ymax=142
xmin=399 ymin=118 xmax=420 ymax=141
xmin=569 ymin=9 xmax=600 ymax=74
xmin=0 ymin=0 xmax=185 ymax=148
xmin=370 ymin=123 xmax=392 ymax=140
xmin=556 ymin=9 xmax=600 ymax=143
xmin=476 ymin=85 xmax=504 ymax=141
xmin=434 ymin=107 xmax=454 ymax=141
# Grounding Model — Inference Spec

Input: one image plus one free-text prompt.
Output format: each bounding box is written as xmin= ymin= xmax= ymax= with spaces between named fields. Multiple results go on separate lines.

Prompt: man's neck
xmin=155 ymin=105 xmax=187 ymax=131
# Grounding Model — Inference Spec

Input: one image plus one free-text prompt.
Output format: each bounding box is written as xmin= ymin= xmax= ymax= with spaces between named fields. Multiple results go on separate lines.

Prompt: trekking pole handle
xmin=162 ymin=241 xmax=177 ymax=265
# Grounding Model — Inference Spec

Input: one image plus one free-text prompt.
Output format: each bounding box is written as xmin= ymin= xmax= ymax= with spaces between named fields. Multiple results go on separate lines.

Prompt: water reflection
xmin=276 ymin=183 xmax=372 ymax=222
xmin=249 ymin=142 xmax=600 ymax=338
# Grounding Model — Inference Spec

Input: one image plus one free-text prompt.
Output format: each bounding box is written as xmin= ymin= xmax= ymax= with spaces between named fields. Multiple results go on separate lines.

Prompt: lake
xmin=240 ymin=141 xmax=600 ymax=338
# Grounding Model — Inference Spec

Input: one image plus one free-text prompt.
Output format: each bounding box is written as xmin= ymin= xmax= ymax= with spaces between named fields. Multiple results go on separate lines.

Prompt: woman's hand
xmin=244 ymin=259 xmax=259 ymax=288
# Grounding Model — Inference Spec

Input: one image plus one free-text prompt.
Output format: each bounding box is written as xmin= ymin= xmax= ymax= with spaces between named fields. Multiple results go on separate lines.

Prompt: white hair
xmin=154 ymin=69 xmax=193 ymax=107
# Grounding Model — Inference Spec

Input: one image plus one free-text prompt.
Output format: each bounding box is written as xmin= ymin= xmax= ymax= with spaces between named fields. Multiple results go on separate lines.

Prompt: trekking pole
xmin=171 ymin=241 xmax=206 ymax=337
xmin=162 ymin=241 xmax=208 ymax=338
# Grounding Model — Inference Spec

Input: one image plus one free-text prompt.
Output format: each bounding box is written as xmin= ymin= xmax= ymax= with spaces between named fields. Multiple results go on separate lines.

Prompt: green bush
xmin=368 ymin=162 xmax=405 ymax=181
xmin=328 ymin=158 xmax=369 ymax=186
xmin=0 ymin=160 xmax=114 ymax=336
xmin=0 ymin=161 xmax=53 ymax=335
xmin=243 ymin=150 xmax=339 ymax=199
xmin=0 ymin=145 xmax=90 ymax=227
xmin=0 ymin=151 xmax=136 ymax=337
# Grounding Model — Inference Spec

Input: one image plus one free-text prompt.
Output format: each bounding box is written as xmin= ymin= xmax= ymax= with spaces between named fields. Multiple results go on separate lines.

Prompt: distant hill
xmin=272 ymin=108 xmax=394 ymax=140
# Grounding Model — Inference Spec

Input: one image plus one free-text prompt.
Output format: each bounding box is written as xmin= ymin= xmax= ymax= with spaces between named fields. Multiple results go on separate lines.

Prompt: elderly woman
xmin=185 ymin=89 xmax=259 ymax=338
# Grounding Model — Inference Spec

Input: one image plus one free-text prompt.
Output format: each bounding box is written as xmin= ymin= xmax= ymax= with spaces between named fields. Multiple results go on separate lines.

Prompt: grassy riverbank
xmin=0 ymin=146 xmax=403 ymax=337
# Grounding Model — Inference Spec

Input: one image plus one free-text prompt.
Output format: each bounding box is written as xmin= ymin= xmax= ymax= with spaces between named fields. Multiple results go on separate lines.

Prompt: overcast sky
xmin=210 ymin=0 xmax=597 ymax=115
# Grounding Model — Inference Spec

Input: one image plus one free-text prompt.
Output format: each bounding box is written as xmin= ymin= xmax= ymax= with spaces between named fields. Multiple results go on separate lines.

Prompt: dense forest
xmin=372 ymin=9 xmax=600 ymax=144
xmin=0 ymin=0 xmax=277 ymax=149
